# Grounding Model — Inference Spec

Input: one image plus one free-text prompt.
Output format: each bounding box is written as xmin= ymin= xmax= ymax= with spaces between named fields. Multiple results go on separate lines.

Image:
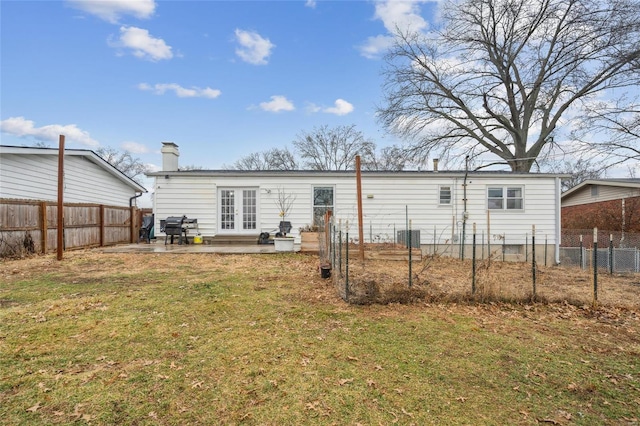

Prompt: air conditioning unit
xmin=397 ymin=230 xmax=420 ymax=248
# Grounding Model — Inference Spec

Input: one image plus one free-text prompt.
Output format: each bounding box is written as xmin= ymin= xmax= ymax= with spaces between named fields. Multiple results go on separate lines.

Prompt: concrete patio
xmin=99 ymin=239 xmax=300 ymax=254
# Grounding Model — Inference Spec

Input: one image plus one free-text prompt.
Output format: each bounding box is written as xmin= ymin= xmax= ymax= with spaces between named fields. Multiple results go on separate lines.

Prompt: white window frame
xmin=312 ymin=185 xmax=335 ymax=226
xmin=439 ymin=185 xmax=452 ymax=205
xmin=487 ymin=186 xmax=524 ymax=211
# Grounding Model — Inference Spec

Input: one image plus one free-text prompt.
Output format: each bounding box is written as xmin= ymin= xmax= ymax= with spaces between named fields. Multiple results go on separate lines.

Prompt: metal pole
xmin=593 ymin=227 xmax=598 ymax=305
xmin=345 ymin=231 xmax=349 ymax=301
xmin=609 ymin=234 xmax=614 ymax=275
xmin=544 ymin=235 xmax=548 ymax=267
xmin=502 ymin=234 xmax=506 ymax=262
xmin=408 ymin=219 xmax=412 ymax=288
xmin=532 ymin=225 xmax=536 ymax=300
xmin=472 ymin=223 xmax=476 ymax=295
xmin=580 ymin=235 xmax=583 ymax=270
xmin=57 ymin=135 xmax=65 ymax=261
xmin=525 ymin=232 xmax=528 ymax=262
xmin=355 ymin=155 xmax=365 ymax=262
xmin=433 ymin=225 xmax=436 ymax=256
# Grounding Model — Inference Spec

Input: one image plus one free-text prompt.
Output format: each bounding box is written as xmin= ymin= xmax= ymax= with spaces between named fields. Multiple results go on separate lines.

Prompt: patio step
xmin=209 ymin=235 xmax=260 ymax=245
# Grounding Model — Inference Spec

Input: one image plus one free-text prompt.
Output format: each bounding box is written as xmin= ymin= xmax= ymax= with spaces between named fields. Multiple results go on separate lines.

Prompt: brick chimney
xmin=161 ymin=142 xmax=179 ymax=172
xmin=433 ymin=158 xmax=439 ymax=172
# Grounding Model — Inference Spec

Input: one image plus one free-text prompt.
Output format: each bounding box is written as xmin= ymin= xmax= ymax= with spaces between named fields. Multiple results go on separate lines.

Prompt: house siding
xmin=1 ymin=151 xmax=143 ymax=207
xmin=151 ymin=172 xmax=561 ymax=247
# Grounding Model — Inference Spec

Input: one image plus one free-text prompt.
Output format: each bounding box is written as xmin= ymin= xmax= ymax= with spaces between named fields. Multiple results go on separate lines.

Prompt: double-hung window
xmin=487 ymin=186 xmax=523 ymax=210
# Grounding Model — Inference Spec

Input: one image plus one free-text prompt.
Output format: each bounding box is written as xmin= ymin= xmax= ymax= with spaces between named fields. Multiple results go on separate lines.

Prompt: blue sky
xmin=1 ymin=0 xmax=439 ymax=173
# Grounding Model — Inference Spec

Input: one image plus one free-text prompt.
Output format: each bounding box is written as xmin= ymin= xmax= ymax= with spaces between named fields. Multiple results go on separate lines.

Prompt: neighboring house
xmin=0 ymin=145 xmax=146 ymax=207
xmin=148 ymin=142 xmax=567 ymax=264
xmin=561 ymin=179 xmax=640 ymax=233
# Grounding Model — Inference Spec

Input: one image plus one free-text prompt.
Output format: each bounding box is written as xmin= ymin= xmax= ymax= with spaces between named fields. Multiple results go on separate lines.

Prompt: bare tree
xmin=228 ymin=147 xmax=297 ymax=170
xmin=378 ymin=0 xmax=640 ymax=172
xmin=95 ymin=146 xmax=149 ymax=183
xmin=571 ymin=99 xmax=640 ymax=167
xmin=547 ymin=158 xmax=604 ymax=192
xmin=293 ymin=124 xmax=376 ymax=171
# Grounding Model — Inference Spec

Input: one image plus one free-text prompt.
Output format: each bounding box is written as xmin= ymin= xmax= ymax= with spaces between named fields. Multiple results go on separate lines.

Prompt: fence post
xmin=525 ymin=232 xmax=528 ymax=262
xmin=472 ymin=223 xmax=476 ymax=295
xmin=609 ymin=234 xmax=614 ymax=275
xmin=593 ymin=227 xmax=598 ymax=305
xmin=544 ymin=235 xmax=548 ymax=267
xmin=345 ymin=231 xmax=349 ymax=301
xmin=532 ymin=225 xmax=536 ymax=301
xmin=339 ymin=227 xmax=343 ymax=277
xmin=502 ymin=234 xmax=506 ymax=262
xmin=408 ymin=219 xmax=412 ymax=288
xmin=331 ymin=222 xmax=336 ymax=269
xmin=579 ymin=235 xmax=584 ymax=270
xmin=433 ymin=225 xmax=436 ymax=256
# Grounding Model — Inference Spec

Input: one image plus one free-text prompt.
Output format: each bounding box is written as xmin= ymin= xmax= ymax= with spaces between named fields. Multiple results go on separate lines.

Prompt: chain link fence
xmin=560 ymin=230 xmax=640 ymax=273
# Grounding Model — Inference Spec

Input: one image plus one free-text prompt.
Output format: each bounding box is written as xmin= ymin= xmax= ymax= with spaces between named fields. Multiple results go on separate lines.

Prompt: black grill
xmin=162 ymin=216 xmax=197 ymax=245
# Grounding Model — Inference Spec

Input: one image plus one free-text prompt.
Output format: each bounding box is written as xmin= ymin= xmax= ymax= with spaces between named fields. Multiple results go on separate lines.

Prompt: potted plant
xmin=273 ymin=187 xmax=296 ymax=252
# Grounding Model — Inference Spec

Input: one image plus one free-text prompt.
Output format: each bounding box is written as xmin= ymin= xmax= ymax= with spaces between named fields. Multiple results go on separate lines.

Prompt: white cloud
xmin=234 ymin=29 xmax=275 ymax=65
xmin=259 ymin=95 xmax=295 ymax=112
xmin=305 ymin=0 xmax=317 ymax=8
xmin=375 ymin=0 xmax=429 ymax=34
xmin=67 ymin=0 xmax=156 ymax=23
xmin=109 ymin=26 xmax=173 ymax=61
xmin=121 ymin=141 xmax=149 ymax=154
xmin=359 ymin=34 xmax=395 ymax=60
xmin=305 ymin=102 xmax=322 ymax=114
xmin=323 ymin=99 xmax=354 ymax=116
xmin=0 ymin=116 xmax=99 ymax=147
xmin=138 ymin=83 xmax=221 ymax=98
xmin=359 ymin=0 xmax=430 ymax=59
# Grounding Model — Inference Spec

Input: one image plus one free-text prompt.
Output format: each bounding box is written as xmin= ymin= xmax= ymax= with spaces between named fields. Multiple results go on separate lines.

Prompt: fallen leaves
xmin=26 ymin=402 xmax=41 ymax=412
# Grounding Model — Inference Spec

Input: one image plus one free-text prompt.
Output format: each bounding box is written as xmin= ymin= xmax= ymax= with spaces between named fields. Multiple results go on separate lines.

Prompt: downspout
xmin=130 ymin=192 xmax=143 ymax=208
xmin=555 ymin=177 xmax=561 ymax=265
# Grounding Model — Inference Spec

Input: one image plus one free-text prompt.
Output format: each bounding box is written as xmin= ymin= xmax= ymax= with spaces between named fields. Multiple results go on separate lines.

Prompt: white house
xmin=0 ymin=145 xmax=147 ymax=207
xmin=148 ymin=142 xmax=567 ymax=264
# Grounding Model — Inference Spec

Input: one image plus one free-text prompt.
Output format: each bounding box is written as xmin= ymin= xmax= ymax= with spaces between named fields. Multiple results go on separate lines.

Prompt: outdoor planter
xmin=274 ymin=237 xmax=295 ymax=252
xmin=300 ymin=231 xmax=320 ymax=253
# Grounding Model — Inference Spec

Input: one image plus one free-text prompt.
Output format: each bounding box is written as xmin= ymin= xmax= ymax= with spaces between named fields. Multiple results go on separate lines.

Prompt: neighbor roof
xmin=0 ymin=145 xmax=147 ymax=193
xmin=562 ymin=178 xmax=640 ymax=199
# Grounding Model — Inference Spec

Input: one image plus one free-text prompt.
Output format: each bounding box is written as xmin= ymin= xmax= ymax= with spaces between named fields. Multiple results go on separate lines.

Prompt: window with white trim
xmin=487 ymin=186 xmax=523 ymax=210
xmin=439 ymin=185 xmax=452 ymax=205
xmin=313 ymin=186 xmax=334 ymax=226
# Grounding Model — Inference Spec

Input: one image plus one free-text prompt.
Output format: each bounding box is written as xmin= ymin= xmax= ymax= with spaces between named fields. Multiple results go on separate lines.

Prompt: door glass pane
xmin=243 ymin=189 xmax=257 ymax=230
xmin=313 ymin=186 xmax=334 ymax=226
xmin=220 ymin=190 xmax=235 ymax=229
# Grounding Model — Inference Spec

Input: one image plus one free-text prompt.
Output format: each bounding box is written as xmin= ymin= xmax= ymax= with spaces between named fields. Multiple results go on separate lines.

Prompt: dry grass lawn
xmin=1 ymin=250 xmax=639 ymax=425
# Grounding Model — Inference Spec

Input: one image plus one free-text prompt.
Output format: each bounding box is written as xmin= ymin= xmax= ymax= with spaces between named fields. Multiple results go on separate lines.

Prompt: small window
xmin=591 ymin=185 xmax=599 ymax=197
xmin=439 ymin=186 xmax=451 ymax=205
xmin=488 ymin=186 xmax=523 ymax=210
xmin=313 ymin=186 xmax=334 ymax=226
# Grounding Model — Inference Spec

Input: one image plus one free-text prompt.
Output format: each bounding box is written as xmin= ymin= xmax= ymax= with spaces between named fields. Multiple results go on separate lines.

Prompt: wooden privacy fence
xmin=0 ymin=198 xmax=140 ymax=257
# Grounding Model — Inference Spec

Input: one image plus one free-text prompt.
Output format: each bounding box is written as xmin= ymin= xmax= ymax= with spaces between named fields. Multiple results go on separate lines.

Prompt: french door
xmin=218 ymin=188 xmax=258 ymax=234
